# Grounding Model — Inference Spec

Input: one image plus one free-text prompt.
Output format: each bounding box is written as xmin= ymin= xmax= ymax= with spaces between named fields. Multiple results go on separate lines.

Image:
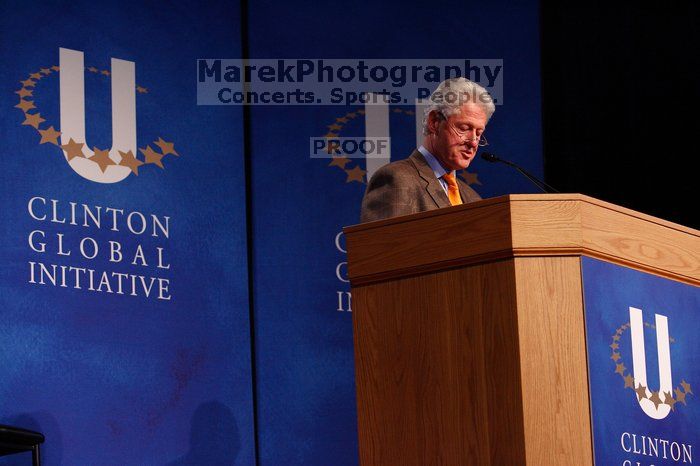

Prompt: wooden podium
xmin=344 ymin=194 xmax=699 ymax=465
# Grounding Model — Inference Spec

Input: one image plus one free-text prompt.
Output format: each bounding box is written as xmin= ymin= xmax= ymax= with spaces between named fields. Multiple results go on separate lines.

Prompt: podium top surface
xmin=344 ymin=194 xmax=699 ymax=286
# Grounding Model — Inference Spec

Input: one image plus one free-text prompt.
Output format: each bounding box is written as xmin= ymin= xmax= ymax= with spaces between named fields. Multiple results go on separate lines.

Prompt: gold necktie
xmin=442 ymin=172 xmax=462 ymax=206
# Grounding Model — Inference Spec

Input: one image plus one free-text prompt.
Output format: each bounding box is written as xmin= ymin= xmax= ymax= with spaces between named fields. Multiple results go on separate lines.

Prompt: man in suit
xmin=360 ymin=78 xmax=495 ymax=223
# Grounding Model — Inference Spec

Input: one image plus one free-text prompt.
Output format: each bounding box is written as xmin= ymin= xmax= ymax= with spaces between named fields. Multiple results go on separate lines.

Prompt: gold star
xmin=15 ymin=99 xmax=36 ymax=112
xmin=611 ymin=352 xmax=621 ymax=362
xmin=118 ymin=150 xmax=144 ymax=175
xmin=324 ymin=132 xmax=338 ymax=138
xmin=616 ymin=328 xmax=623 ymax=334
xmin=635 ymin=383 xmax=648 ymax=400
xmin=139 ymin=145 xmax=164 ymax=168
xmin=20 ymin=78 xmax=36 ymax=87
xmin=327 ymin=123 xmax=342 ymax=131
xmin=392 ymin=108 xmax=402 ymax=113
xmin=136 ymin=85 xmax=148 ymax=94
xmin=328 ymin=156 xmax=350 ymax=169
xmin=624 ymin=374 xmax=634 ymax=389
xmin=674 ymin=387 xmax=687 ymax=405
xmin=615 ymin=363 xmax=626 ymax=376
xmin=681 ymin=380 xmax=693 ymax=395
xmin=60 ymin=138 xmax=85 ymax=161
xmin=664 ymin=391 xmax=677 ymax=410
xmin=405 ymin=110 xmax=415 ymax=115
xmin=154 ymin=137 xmax=179 ymax=157
xmin=38 ymin=126 xmax=61 ymax=145
xmin=345 ymin=165 xmax=366 ymax=183
xmin=22 ymin=112 xmax=46 ymax=129
xmin=347 ymin=112 xmax=357 ymax=118
xmin=649 ymin=391 xmax=663 ymax=409
xmin=357 ymin=109 xmax=365 ymax=114
xmin=610 ymin=342 xmax=619 ymax=350
xmin=51 ymin=65 xmax=60 ymax=71
xmin=87 ymin=66 xmax=99 ymax=73
xmin=40 ymin=68 xmax=51 ymax=75
xmin=460 ymin=171 xmax=482 ymax=186
xmin=612 ymin=335 xmax=620 ymax=342
xmin=336 ymin=117 xmax=349 ymax=123
xmin=89 ymin=147 xmax=115 ymax=172
xmin=30 ymin=72 xmax=42 ymax=80
xmin=15 ymin=88 xmax=33 ymax=98
xmin=101 ymin=69 xmax=110 ymax=76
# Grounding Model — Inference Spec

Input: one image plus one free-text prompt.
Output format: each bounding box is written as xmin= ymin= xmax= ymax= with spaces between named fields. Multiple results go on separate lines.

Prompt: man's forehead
xmin=450 ymin=103 xmax=488 ymax=123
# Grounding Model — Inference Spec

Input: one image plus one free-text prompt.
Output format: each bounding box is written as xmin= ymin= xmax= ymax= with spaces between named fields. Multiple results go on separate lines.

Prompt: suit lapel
xmin=409 ymin=150 xmax=451 ymax=209
xmin=457 ymin=172 xmax=471 ymax=203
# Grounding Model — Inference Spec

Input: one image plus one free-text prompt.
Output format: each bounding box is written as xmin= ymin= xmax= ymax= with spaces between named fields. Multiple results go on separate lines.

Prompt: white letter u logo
xmin=59 ymin=47 xmax=136 ymax=183
xmin=629 ymin=307 xmax=673 ymax=419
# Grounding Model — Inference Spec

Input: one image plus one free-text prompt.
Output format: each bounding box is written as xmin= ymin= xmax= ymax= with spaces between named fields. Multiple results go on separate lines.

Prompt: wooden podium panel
xmin=352 ymin=260 xmax=525 ymax=464
xmin=345 ymin=194 xmax=700 ymax=466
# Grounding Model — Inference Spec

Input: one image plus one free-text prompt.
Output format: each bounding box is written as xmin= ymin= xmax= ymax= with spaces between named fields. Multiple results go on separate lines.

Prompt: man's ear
xmin=427 ymin=110 xmax=443 ymax=135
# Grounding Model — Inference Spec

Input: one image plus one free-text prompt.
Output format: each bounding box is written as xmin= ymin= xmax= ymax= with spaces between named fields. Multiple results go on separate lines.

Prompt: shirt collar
xmin=418 ymin=145 xmax=454 ymax=180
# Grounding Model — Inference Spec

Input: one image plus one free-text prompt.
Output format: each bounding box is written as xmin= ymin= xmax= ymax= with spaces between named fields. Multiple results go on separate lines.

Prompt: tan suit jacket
xmin=360 ymin=150 xmax=482 ymax=223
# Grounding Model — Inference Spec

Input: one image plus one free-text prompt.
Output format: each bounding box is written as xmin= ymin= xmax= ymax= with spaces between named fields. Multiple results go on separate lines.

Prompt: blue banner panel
xmin=0 ymin=1 xmax=254 ymax=464
xmin=582 ymin=257 xmax=700 ymax=465
xmin=246 ymin=1 xmax=543 ymax=464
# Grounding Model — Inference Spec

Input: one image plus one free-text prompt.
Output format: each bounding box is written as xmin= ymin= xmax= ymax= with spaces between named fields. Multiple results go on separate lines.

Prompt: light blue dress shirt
xmin=417 ymin=145 xmax=455 ymax=195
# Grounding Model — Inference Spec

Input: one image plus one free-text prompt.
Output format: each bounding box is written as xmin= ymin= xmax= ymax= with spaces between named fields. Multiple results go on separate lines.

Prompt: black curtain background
xmin=541 ymin=3 xmax=699 ymax=228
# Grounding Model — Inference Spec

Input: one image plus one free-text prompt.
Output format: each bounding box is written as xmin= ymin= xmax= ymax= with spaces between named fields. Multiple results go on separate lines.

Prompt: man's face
xmin=429 ymin=102 xmax=488 ymax=171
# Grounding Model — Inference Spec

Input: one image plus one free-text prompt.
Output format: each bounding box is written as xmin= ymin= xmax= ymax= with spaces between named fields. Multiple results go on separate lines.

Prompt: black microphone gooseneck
xmin=480 ymin=152 xmax=559 ymax=193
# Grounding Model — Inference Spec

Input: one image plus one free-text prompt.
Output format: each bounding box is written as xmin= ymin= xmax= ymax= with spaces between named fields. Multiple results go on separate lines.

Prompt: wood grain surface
xmin=513 ymin=256 xmax=593 ymax=465
xmin=345 ymin=194 xmax=699 ymax=286
xmin=352 ymin=260 xmax=527 ymax=465
xmin=348 ymin=195 xmax=697 ymax=465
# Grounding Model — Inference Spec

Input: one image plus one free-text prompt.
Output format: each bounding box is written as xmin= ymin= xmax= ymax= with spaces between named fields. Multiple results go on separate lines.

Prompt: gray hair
xmin=421 ymin=78 xmax=496 ymax=135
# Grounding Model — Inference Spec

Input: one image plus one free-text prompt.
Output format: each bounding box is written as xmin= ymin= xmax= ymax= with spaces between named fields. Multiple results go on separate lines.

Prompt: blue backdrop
xmin=0 ymin=0 xmax=254 ymax=464
xmin=1 ymin=1 xmax=543 ymax=465
xmin=245 ymin=1 xmax=543 ymax=465
xmin=582 ymin=257 xmax=700 ymax=465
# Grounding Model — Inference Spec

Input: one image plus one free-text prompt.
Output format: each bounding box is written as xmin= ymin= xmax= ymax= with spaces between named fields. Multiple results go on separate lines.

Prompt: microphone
xmin=480 ymin=152 xmax=559 ymax=193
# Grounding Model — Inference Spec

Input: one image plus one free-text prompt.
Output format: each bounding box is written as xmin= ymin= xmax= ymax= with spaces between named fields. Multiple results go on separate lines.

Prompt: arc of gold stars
xmin=61 ymin=139 xmax=85 ymax=161
xmin=635 ymin=382 xmax=648 ymax=401
xmin=154 ymin=137 xmax=179 ymax=157
xmin=321 ymin=109 xmax=367 ymax=184
xmin=14 ymin=64 xmax=180 ymax=177
xmin=665 ymin=391 xmax=678 ymax=410
xmin=139 ymin=144 xmax=165 ymax=168
xmin=38 ymin=126 xmax=61 ymax=145
xmin=22 ymin=112 xmax=46 ymax=129
xmin=15 ymin=99 xmax=36 ymax=112
xmin=328 ymin=155 xmax=349 ymax=169
xmin=118 ymin=150 xmax=144 ymax=175
xmin=15 ymin=88 xmax=33 ymax=98
xmin=345 ymin=165 xmax=366 ymax=183
xmin=609 ymin=321 xmax=692 ymax=412
xmin=90 ymin=147 xmax=115 ymax=173
xmin=648 ymin=391 xmax=663 ymax=409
